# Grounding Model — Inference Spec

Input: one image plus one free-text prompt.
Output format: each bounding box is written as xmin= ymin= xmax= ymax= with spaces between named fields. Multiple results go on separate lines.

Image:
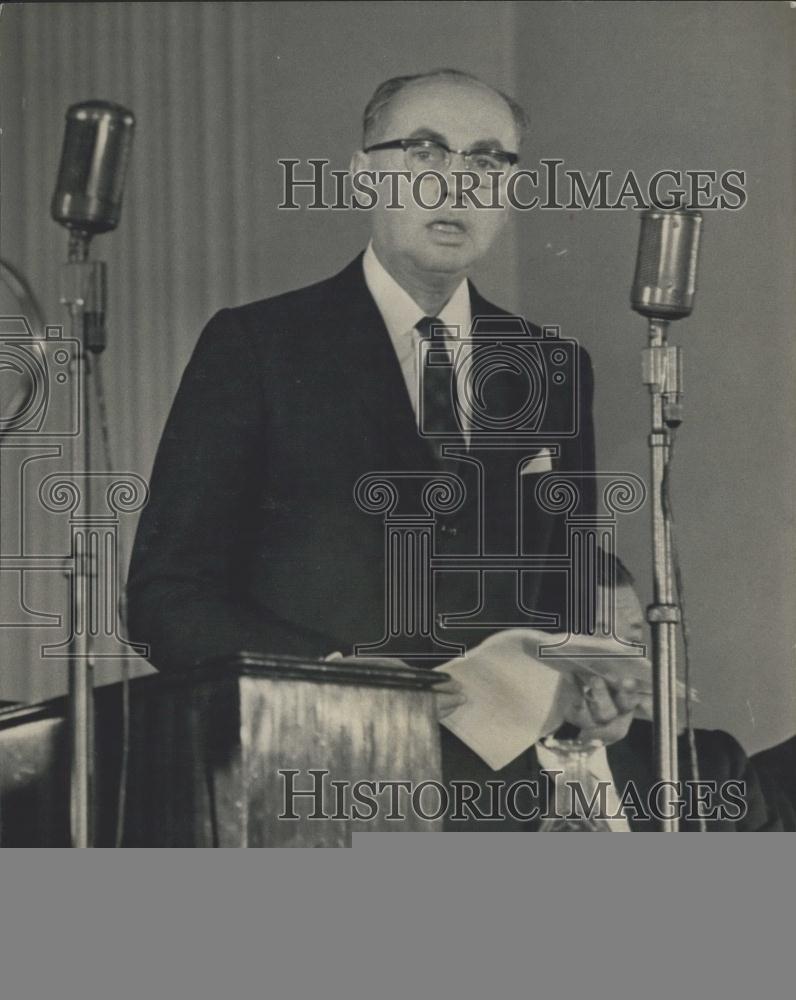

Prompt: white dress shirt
xmin=362 ymin=242 xmax=471 ymax=440
xmin=535 ymin=741 xmax=631 ymax=832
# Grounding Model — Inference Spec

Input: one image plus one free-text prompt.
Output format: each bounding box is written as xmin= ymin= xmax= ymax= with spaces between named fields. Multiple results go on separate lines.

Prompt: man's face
xmin=360 ymin=78 xmax=520 ymax=278
xmin=599 ymin=584 xmax=645 ymax=646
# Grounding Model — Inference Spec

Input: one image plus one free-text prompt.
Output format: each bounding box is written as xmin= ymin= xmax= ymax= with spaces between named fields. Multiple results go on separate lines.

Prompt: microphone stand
xmin=642 ymin=317 xmax=682 ymax=832
xmin=60 ymin=230 xmax=107 ymax=848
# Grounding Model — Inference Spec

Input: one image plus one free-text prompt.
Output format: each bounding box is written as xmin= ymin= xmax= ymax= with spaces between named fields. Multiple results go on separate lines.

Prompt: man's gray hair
xmin=362 ymin=68 xmax=528 ymax=147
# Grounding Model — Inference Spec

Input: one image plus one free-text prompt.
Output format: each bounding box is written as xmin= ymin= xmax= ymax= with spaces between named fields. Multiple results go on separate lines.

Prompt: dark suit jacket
xmin=751 ymin=736 xmax=796 ymax=831
xmin=127 ymin=254 xmax=596 ymax=673
xmin=442 ymin=720 xmax=778 ymax=832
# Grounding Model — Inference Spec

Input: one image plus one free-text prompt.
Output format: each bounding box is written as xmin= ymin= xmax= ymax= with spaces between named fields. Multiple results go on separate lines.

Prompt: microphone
xmin=51 ymin=101 xmax=135 ymax=351
xmin=51 ymin=100 xmax=136 ymax=242
xmin=631 ymin=208 xmax=702 ymax=321
xmin=631 ymin=215 xmax=703 ymax=824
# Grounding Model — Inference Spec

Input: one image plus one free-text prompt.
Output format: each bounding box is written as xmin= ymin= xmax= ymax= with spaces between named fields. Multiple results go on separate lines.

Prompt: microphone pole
xmin=51 ymin=100 xmax=135 ymax=847
xmin=631 ymin=208 xmax=702 ymax=832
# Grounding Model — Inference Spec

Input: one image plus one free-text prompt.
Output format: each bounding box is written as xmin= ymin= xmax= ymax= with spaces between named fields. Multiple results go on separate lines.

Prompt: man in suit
xmin=127 ymin=69 xmax=644 ymax=766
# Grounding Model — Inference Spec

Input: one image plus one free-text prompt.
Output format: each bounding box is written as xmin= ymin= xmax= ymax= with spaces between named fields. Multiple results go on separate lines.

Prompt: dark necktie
xmin=415 ymin=315 xmax=467 ymax=466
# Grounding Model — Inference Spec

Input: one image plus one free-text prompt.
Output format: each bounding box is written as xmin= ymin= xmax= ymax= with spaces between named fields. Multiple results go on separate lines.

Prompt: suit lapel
xmin=324 ymin=255 xmax=431 ymax=471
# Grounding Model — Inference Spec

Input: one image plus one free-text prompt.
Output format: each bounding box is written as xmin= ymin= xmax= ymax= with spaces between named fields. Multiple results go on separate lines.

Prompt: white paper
xmin=434 ymin=630 xmax=567 ymax=771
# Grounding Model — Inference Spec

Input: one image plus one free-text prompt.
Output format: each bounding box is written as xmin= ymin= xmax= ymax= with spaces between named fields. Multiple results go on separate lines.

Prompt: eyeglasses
xmin=362 ymin=138 xmax=519 ymax=179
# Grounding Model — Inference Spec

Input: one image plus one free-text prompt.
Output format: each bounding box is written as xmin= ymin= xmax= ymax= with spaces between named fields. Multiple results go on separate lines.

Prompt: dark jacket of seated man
xmin=751 ymin=736 xmax=796 ymax=831
xmin=441 ymin=719 xmax=780 ymax=832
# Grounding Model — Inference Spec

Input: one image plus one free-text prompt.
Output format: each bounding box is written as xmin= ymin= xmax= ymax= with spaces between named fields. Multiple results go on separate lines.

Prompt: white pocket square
xmin=520 ymin=449 xmax=554 ymax=475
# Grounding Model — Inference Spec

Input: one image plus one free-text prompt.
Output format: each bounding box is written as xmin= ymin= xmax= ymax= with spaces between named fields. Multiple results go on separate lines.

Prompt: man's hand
xmin=562 ymin=672 xmax=651 ymax=745
xmin=325 ymin=653 xmax=467 ymax=720
xmin=434 ymin=677 xmax=467 ymax=720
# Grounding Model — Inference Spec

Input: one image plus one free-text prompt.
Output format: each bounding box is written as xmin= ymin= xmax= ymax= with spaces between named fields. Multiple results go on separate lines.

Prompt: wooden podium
xmin=0 ymin=653 xmax=447 ymax=847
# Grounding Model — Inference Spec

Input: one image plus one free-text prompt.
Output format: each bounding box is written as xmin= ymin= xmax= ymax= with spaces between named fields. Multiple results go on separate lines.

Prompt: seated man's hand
xmin=562 ymin=672 xmax=651 ymax=745
xmin=434 ymin=677 xmax=467 ymax=720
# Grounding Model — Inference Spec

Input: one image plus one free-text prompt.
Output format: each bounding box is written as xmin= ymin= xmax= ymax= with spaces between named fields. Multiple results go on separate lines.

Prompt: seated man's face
xmin=601 ymin=583 xmax=645 ymax=646
xmin=363 ymin=77 xmax=519 ymax=278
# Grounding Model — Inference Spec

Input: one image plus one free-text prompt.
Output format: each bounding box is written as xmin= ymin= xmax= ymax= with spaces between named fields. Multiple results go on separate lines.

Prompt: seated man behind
xmin=441 ymin=554 xmax=778 ymax=831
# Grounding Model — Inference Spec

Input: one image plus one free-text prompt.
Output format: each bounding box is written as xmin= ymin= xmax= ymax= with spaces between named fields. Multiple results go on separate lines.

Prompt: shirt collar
xmin=362 ymin=242 xmax=471 ymax=340
xmin=535 ymin=741 xmax=613 ymax=781
xmin=535 ymin=741 xmax=631 ymax=831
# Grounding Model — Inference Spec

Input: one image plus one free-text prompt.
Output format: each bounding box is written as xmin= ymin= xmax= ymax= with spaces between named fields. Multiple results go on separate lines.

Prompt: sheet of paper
xmin=434 ymin=630 xmax=567 ymax=771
